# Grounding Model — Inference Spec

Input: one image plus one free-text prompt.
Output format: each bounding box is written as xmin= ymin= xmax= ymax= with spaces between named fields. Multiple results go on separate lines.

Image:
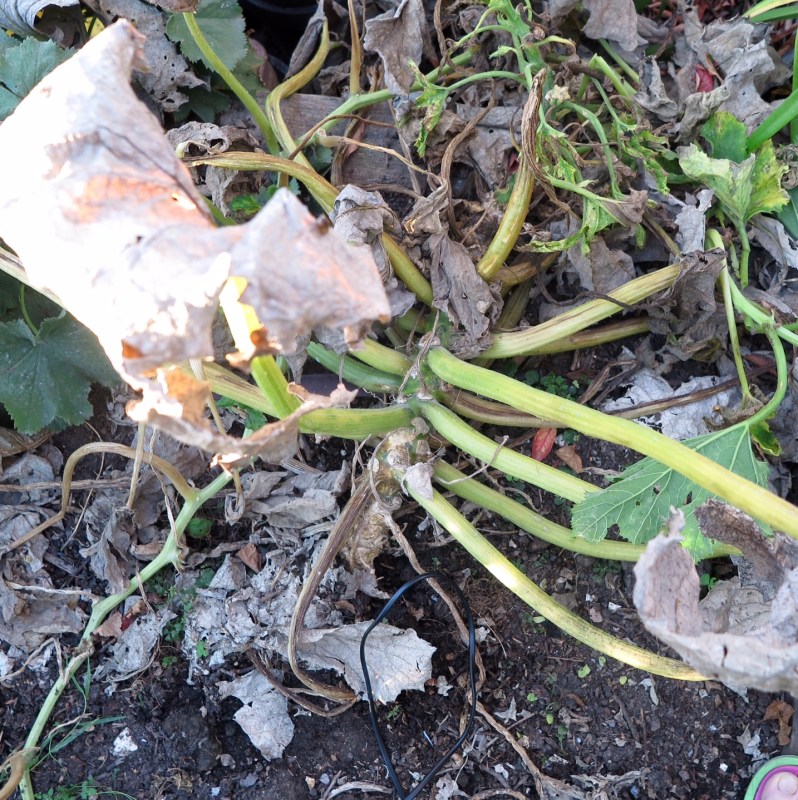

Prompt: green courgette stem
xmin=405 ymin=484 xmax=705 ymax=680
xmin=433 ymin=461 xmax=640 ymax=560
xmin=476 ymin=157 xmax=536 ymax=281
xmin=427 ymin=347 xmax=798 ymax=538
xmin=420 ymin=401 xmax=595 ymax=503
xmin=483 ymin=265 xmax=680 ymax=358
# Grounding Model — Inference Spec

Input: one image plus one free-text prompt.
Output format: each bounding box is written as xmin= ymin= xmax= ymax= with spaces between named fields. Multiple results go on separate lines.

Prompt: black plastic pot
xmin=240 ymin=0 xmax=317 ymax=72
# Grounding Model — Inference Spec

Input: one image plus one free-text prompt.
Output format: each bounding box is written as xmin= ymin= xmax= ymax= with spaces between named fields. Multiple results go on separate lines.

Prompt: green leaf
xmin=750 ymin=140 xmax=790 ymax=217
xmin=187 ymin=517 xmax=213 ymax=538
xmin=678 ymin=140 xmax=788 ymax=227
xmin=0 ymin=316 xmax=118 ymax=433
xmin=700 ymin=111 xmax=748 ymax=162
xmin=778 ymin=185 xmax=798 ymax=238
xmin=749 ymin=419 xmax=782 ymax=456
xmin=0 ymin=37 xmax=73 ymax=121
xmin=166 ymin=0 xmax=247 ymax=72
xmin=172 ymin=84 xmax=232 ymax=123
xmin=571 ymin=425 xmax=770 ymax=561
xmin=409 ymin=61 xmax=449 ymax=157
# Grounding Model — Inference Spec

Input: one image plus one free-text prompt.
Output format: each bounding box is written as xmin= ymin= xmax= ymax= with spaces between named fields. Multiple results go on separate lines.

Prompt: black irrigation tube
xmin=360 ymin=572 xmax=477 ymax=800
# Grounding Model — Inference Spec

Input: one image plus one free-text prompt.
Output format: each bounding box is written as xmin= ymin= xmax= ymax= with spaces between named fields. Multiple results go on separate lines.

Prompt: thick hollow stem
xmin=421 ymin=401 xmax=595 ymax=503
xmin=476 ymin=157 xmax=536 ymax=281
xmin=427 ymin=348 xmax=798 ymax=538
xmin=483 ymin=265 xmax=680 ymax=358
xmin=406 ymin=485 xmax=704 ymax=680
xmin=434 ymin=461 xmax=642 ymax=560
xmin=251 ymin=355 xmax=302 ymax=418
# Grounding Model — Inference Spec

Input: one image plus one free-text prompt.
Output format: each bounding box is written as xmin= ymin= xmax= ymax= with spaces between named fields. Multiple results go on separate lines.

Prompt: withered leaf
xmin=363 ymin=0 xmax=428 ymax=96
xmin=0 ymin=22 xmax=388 ymax=466
xmin=634 ymin=508 xmax=798 ymax=694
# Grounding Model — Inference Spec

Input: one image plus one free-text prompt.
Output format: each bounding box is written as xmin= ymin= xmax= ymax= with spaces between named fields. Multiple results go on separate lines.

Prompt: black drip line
xmin=359 ymin=572 xmax=478 ymax=800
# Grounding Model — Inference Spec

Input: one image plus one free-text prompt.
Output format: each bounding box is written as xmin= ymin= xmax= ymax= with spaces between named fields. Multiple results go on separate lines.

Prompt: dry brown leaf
xmin=566 ymin=238 xmax=636 ymax=295
xmin=167 ymin=122 xmax=264 ymax=215
xmin=363 ymin=0 xmax=428 ymax=96
xmin=0 ymin=22 xmax=388 ymax=466
xmin=548 ymin=0 xmax=643 ymax=52
xmin=236 ymin=543 xmax=260 ymax=573
xmin=0 ymin=0 xmax=80 ymax=38
xmin=556 ymin=445 xmax=583 ymax=474
xmin=427 ymin=230 xmax=501 ymax=357
xmin=633 ymin=504 xmax=798 ymax=694
xmin=95 ymin=611 xmax=124 ymax=640
xmin=87 ymin=0 xmax=203 ymax=112
xmin=646 ymin=251 xmax=726 ymax=359
xmin=764 ymin=698 xmax=794 ymax=747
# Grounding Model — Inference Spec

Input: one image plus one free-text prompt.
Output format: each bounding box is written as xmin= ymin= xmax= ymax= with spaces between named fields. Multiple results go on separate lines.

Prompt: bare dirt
xmin=0 ymin=398 xmax=790 ymax=800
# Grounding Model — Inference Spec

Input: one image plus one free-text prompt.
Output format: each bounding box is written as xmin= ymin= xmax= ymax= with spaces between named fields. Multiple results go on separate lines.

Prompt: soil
xmin=0 ymin=394 xmax=790 ymax=800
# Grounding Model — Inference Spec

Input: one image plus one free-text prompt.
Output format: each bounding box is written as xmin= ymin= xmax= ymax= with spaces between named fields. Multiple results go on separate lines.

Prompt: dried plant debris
xmin=217 ymin=670 xmax=294 ymax=760
xmin=633 ymin=503 xmax=798 ymax=694
xmin=0 ymin=22 xmax=388 ymax=466
xmin=86 ymin=0 xmax=203 ymax=112
xmin=183 ymin=545 xmax=435 ymax=693
xmin=636 ymin=14 xmax=790 ymax=137
xmin=403 ymin=188 xmax=500 ymax=356
xmin=331 ymin=185 xmax=415 ymax=319
xmin=548 ymin=0 xmax=643 ymax=52
xmin=681 ymin=15 xmax=789 ymax=131
xmin=168 ymin=122 xmax=264 ymax=216
xmin=96 ymin=606 xmax=177 ymax=682
xmin=602 ymin=371 xmax=734 ymax=440
xmin=363 ymin=0 xmax=429 ymax=96
xmin=566 ymin=238 xmax=636 ymax=295
xmin=645 ymin=250 xmax=726 ymax=359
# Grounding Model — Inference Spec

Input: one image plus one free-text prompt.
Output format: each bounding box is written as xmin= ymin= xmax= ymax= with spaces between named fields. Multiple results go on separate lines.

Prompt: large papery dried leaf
xmin=680 ymin=15 xmax=789 ymax=134
xmin=331 ymin=185 xmax=415 ymax=319
xmin=403 ymin=189 xmax=500 ymax=357
xmin=633 ymin=504 xmax=798 ymax=694
xmin=363 ymin=0 xmax=427 ymax=96
xmin=0 ymin=22 xmax=388 ymax=465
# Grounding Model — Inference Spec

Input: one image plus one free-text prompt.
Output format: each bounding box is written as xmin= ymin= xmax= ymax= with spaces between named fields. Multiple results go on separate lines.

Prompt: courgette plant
xmin=3 ymin=3 xmax=798 ymax=798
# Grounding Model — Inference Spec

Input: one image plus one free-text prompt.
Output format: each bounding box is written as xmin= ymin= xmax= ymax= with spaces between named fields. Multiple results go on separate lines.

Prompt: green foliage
xmin=148 ymin=566 xmax=216 ymax=645
xmin=408 ymin=62 xmax=448 ymax=157
xmin=778 ymin=185 xmax=798 ymax=238
xmin=678 ymin=112 xmax=789 ymax=228
xmin=699 ymin=572 xmax=719 ymax=589
xmin=216 ymin=395 xmax=268 ymax=430
xmin=571 ymin=425 xmax=770 ymax=560
xmin=523 ymin=369 xmax=580 ymax=399
xmin=186 ymin=517 xmax=213 ymax=538
xmin=34 ymin=778 xmax=135 ymax=799
xmin=700 ymin=112 xmax=748 ymax=162
xmin=167 ymin=0 xmax=248 ymax=72
xmin=0 ymin=37 xmax=74 ymax=121
xmin=172 ymin=85 xmax=231 ymax=123
xmin=0 ymin=310 xmax=118 ymax=434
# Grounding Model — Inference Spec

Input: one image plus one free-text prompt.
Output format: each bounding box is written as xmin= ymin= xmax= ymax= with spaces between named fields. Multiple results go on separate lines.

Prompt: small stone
xmin=111 ymin=728 xmax=139 ymax=758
